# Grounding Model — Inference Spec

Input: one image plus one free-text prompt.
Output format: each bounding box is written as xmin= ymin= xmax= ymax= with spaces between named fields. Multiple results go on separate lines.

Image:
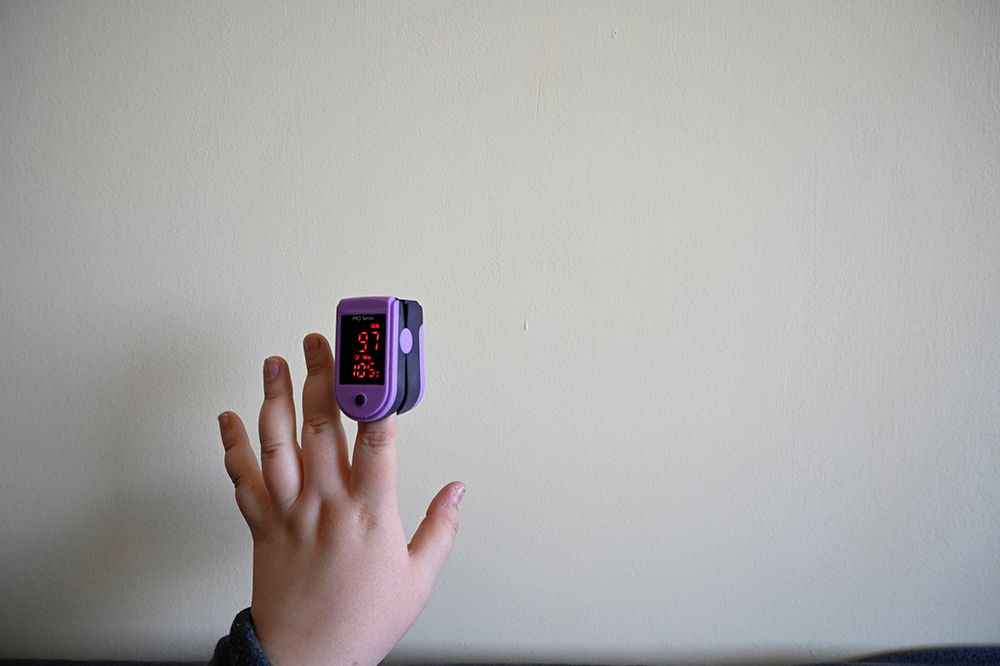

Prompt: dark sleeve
xmin=809 ymin=647 xmax=1000 ymax=666
xmin=208 ymin=608 xmax=272 ymax=666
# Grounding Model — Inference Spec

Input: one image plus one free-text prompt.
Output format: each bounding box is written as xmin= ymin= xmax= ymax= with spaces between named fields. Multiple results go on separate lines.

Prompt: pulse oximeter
xmin=335 ymin=297 xmax=424 ymax=422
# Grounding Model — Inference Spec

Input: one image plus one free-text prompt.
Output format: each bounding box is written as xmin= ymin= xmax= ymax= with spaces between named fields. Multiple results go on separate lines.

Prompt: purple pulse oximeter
xmin=335 ymin=297 xmax=424 ymax=422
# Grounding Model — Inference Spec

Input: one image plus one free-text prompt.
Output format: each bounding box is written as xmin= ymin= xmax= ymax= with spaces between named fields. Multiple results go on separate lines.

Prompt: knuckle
xmin=226 ymin=464 xmax=247 ymax=488
xmin=302 ymin=411 xmax=337 ymax=437
xmin=305 ymin=357 xmax=331 ymax=377
xmin=257 ymin=435 xmax=286 ymax=462
xmin=357 ymin=423 xmax=395 ymax=449
xmin=354 ymin=509 xmax=383 ymax=534
xmin=437 ymin=509 xmax=460 ymax=536
xmin=352 ymin=504 xmax=392 ymax=534
xmin=220 ymin=430 xmax=240 ymax=452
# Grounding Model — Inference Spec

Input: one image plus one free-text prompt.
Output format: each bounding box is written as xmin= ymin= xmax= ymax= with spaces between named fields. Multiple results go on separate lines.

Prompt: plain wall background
xmin=2 ymin=1 xmax=998 ymax=663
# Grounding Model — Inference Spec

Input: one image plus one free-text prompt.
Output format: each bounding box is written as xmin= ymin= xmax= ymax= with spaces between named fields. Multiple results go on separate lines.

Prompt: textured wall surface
xmin=1 ymin=2 xmax=998 ymax=663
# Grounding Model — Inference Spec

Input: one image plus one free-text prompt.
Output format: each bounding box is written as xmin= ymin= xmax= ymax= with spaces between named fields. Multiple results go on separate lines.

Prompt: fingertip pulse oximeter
xmin=335 ymin=297 xmax=424 ymax=422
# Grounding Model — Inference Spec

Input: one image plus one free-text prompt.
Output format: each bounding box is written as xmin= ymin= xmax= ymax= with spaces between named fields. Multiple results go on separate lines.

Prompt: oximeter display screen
xmin=339 ymin=314 xmax=386 ymax=385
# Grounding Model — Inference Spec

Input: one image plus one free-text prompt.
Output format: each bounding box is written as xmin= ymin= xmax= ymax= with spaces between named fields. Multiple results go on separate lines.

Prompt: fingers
xmin=258 ymin=356 xmax=303 ymax=513
xmin=300 ymin=333 xmax=350 ymax=494
xmin=349 ymin=414 xmax=399 ymax=509
xmin=408 ymin=482 xmax=465 ymax=577
xmin=219 ymin=411 xmax=269 ymax=527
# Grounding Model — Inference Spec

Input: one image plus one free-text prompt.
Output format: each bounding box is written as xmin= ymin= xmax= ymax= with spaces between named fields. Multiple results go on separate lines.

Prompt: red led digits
xmin=351 ymin=322 xmax=382 ymax=381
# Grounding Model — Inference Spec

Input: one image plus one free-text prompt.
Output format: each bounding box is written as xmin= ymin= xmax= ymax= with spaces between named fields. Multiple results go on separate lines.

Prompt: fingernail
xmin=264 ymin=357 xmax=280 ymax=380
xmin=452 ymin=484 xmax=466 ymax=506
xmin=304 ymin=334 xmax=320 ymax=356
xmin=218 ymin=412 xmax=231 ymax=435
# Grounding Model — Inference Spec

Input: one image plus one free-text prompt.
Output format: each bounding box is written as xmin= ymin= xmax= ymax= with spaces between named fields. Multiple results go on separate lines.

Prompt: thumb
xmin=408 ymin=482 xmax=465 ymax=577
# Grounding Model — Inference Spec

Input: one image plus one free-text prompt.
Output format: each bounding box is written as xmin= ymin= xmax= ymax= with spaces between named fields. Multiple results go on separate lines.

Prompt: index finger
xmin=348 ymin=414 xmax=398 ymax=511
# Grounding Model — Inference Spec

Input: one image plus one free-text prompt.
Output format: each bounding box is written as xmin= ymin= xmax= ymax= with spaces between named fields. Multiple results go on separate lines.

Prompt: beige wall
xmin=1 ymin=2 xmax=998 ymax=663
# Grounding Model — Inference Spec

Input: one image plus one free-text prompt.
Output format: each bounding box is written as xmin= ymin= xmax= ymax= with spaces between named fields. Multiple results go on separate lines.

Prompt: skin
xmin=218 ymin=332 xmax=464 ymax=666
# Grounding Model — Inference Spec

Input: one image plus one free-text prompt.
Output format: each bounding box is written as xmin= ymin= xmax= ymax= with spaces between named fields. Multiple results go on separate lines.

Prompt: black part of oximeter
xmin=398 ymin=300 xmax=423 ymax=414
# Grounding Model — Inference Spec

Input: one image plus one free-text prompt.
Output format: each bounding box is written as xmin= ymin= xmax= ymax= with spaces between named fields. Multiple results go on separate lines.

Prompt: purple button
xmin=399 ymin=328 xmax=413 ymax=354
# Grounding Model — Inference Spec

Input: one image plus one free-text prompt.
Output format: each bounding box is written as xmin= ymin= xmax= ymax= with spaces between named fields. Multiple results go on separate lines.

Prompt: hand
xmin=218 ymin=333 xmax=464 ymax=666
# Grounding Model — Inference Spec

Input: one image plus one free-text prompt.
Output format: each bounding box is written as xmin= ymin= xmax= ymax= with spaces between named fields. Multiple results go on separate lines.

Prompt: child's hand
xmin=218 ymin=333 xmax=464 ymax=666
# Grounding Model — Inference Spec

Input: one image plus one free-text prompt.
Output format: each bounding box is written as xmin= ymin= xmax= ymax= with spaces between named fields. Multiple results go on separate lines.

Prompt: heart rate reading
xmin=339 ymin=314 xmax=386 ymax=386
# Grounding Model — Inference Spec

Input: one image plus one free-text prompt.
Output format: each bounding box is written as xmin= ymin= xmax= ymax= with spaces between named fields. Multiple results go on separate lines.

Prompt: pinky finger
xmin=219 ymin=411 xmax=270 ymax=528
